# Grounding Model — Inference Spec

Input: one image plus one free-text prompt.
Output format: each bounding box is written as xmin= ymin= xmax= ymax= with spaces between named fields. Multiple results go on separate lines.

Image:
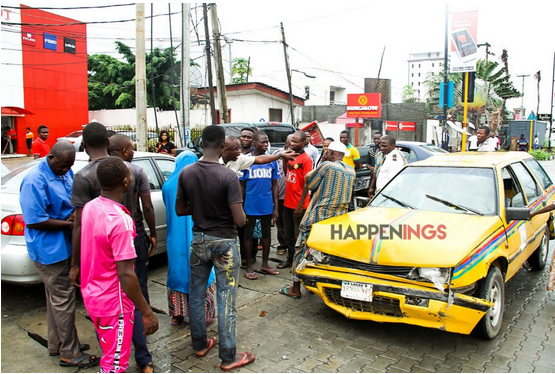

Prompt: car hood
xmin=306 ymin=207 xmax=504 ymax=268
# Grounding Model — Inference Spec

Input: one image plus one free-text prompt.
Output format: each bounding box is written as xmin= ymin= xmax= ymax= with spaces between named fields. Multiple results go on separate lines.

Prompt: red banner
xmin=347 ymin=93 xmax=381 ymax=118
xmin=385 ymin=121 xmax=397 ymax=131
xmin=21 ymin=29 xmax=36 ymax=46
xmin=299 ymin=121 xmax=324 ymax=145
xmin=398 ymin=122 xmax=415 ymax=131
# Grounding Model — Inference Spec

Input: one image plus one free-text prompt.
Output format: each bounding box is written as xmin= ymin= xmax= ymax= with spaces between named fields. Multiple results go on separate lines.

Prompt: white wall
xmin=1 ymin=8 xmax=25 ymax=109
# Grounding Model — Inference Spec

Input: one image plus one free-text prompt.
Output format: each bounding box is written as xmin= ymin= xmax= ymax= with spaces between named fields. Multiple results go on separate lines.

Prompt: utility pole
xmin=203 ymin=4 xmax=217 ymax=125
xmin=210 ymin=4 xmax=229 ymax=123
xmin=281 ymin=22 xmax=295 ymax=126
xmin=549 ymin=52 xmax=554 ymax=151
xmin=135 ymin=3 xmax=148 ymax=151
xmin=181 ymin=3 xmax=190 ymax=146
xmin=441 ymin=3 xmax=449 ymax=151
xmin=517 ymin=74 xmax=530 ymax=116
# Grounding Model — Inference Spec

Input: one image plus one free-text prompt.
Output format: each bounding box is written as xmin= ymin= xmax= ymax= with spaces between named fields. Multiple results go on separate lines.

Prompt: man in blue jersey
xmin=240 ymin=131 xmax=281 ymax=280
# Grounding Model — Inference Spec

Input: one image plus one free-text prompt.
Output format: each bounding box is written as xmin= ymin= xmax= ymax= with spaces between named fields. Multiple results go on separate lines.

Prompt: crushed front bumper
xmin=298 ymin=267 xmax=492 ymax=335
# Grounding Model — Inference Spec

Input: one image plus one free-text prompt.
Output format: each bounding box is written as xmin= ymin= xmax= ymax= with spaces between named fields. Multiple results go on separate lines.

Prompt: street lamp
xmin=287 ymin=69 xmax=317 ymax=125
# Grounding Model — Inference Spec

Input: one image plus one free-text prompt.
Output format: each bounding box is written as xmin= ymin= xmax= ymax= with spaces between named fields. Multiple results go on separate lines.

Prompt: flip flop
xmin=244 ymin=272 xmax=258 ymax=280
xmin=59 ymin=353 xmax=100 ymax=368
xmin=49 ymin=343 xmax=90 ymax=356
xmin=220 ymin=352 xmax=256 ymax=371
xmin=279 ymin=287 xmax=301 ymax=299
xmin=277 ymin=261 xmax=292 ymax=269
xmin=259 ymin=268 xmax=280 ymax=276
xmin=171 ymin=316 xmax=184 ymax=325
xmin=194 ymin=337 xmax=218 ymax=358
xmin=276 ymin=248 xmax=287 ymax=255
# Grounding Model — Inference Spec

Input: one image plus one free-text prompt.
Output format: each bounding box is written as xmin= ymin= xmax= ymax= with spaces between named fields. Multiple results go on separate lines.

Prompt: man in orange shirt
xmin=32 ymin=125 xmax=50 ymax=159
xmin=278 ymin=131 xmax=313 ymax=269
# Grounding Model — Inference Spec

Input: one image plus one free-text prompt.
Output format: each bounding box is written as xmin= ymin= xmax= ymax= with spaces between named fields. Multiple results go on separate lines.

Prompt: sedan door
xmin=132 ymin=156 xmax=175 ymax=255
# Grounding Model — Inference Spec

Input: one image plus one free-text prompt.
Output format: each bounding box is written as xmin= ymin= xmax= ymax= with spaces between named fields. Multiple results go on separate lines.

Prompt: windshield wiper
xmin=425 ymin=194 xmax=484 ymax=216
xmin=381 ymin=194 xmax=416 ymax=210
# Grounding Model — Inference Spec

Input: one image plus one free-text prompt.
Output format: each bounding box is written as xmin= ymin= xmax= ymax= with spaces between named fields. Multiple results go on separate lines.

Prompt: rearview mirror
xmin=506 ymin=207 xmax=531 ymax=221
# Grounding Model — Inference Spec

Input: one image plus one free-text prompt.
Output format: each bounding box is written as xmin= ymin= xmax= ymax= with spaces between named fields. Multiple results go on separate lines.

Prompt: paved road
xmin=1 ymin=157 xmax=554 ymax=373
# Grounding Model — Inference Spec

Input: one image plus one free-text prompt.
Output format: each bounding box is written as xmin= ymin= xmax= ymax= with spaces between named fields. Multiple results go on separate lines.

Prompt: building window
xmin=418 ymin=64 xmax=421 ymax=68
xmin=411 ymin=82 xmax=414 ymax=86
xmin=330 ymin=91 xmax=336 ymax=103
xmin=269 ymin=108 xmax=282 ymax=122
xmin=411 ymin=64 xmax=414 ymax=68
xmin=418 ymin=73 xmax=421 ymax=77
xmin=411 ymin=73 xmax=414 ymax=77
xmin=418 ymin=82 xmax=421 ymax=86
xmin=432 ymin=63 xmax=434 ymax=67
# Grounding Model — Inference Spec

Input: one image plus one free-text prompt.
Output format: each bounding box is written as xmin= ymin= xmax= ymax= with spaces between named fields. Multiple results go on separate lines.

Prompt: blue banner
xmin=43 ymin=33 xmax=57 ymax=51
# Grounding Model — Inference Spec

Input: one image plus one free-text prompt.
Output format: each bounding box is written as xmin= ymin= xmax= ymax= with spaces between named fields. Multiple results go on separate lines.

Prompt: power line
xmin=1 ymin=4 xmax=135 ymax=10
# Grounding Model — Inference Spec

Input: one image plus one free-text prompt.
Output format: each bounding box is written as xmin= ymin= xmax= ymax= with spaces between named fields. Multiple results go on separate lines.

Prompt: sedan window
xmin=525 ymin=158 xmax=553 ymax=190
xmin=132 ymin=159 xmax=161 ymax=191
xmin=511 ymin=162 xmax=542 ymax=204
xmin=155 ymin=158 xmax=176 ymax=181
xmin=370 ymin=166 xmax=497 ymax=215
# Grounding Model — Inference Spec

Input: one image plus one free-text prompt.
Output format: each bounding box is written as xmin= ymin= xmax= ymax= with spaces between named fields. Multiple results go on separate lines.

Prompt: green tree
xmin=231 ymin=57 xmax=252 ymax=84
xmin=88 ymin=41 xmax=199 ymax=110
xmin=402 ymin=85 xmax=418 ymax=103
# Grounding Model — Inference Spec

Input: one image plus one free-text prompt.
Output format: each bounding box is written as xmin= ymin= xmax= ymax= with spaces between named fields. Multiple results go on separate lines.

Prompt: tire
xmin=528 ymin=229 xmax=549 ymax=271
xmin=474 ymin=266 xmax=505 ymax=339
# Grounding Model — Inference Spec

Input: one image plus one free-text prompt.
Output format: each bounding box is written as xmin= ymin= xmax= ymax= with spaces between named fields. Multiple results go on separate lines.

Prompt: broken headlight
xmin=407 ymin=267 xmax=450 ymax=292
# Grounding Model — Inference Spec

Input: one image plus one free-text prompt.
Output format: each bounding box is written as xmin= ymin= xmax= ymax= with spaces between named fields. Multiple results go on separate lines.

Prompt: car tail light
xmin=1 ymin=215 xmax=25 ymax=236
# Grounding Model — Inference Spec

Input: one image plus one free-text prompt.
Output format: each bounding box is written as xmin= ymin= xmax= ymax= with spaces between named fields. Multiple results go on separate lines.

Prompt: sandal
xmin=220 ymin=352 xmax=256 ymax=371
xmin=276 ymin=248 xmax=287 ymax=255
xmin=244 ymin=272 xmax=258 ymax=280
xmin=194 ymin=337 xmax=218 ymax=358
xmin=259 ymin=268 xmax=280 ymax=276
xmin=279 ymin=287 xmax=301 ymax=299
xmin=277 ymin=261 xmax=292 ymax=269
xmin=171 ymin=316 xmax=184 ymax=325
xmin=59 ymin=353 xmax=100 ymax=368
xmin=49 ymin=343 xmax=90 ymax=356
xmin=139 ymin=361 xmax=155 ymax=373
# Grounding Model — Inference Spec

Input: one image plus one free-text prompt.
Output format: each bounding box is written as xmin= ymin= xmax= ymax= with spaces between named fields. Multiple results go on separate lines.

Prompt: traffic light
xmin=461 ymin=72 xmax=475 ymax=103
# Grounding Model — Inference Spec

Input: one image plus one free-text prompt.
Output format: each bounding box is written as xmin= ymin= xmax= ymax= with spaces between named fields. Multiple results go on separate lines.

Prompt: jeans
xmin=283 ymin=207 xmax=304 ymax=264
xmin=189 ymin=232 xmax=240 ymax=363
xmin=132 ymin=232 xmax=152 ymax=367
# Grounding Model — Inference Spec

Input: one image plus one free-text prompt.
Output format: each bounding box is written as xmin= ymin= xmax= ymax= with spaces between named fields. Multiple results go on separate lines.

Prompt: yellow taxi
xmin=297 ymin=152 xmax=554 ymax=339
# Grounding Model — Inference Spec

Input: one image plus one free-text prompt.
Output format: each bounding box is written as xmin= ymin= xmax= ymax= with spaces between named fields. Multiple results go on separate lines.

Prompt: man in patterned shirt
xmin=279 ymin=141 xmax=355 ymax=299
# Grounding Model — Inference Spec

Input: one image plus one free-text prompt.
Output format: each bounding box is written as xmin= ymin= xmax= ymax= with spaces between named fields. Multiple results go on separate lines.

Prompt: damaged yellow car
xmin=297 ymin=152 xmax=554 ymax=338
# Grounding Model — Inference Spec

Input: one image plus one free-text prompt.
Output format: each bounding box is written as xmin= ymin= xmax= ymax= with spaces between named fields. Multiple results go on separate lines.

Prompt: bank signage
xmin=21 ymin=29 xmax=36 ymax=46
xmin=346 ymin=93 xmax=381 ymax=118
xmin=43 ymin=32 xmax=57 ymax=51
xmin=64 ymin=37 xmax=76 ymax=54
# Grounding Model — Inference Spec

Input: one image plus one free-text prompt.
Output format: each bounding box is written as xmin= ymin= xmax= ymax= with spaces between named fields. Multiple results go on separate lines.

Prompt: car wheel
xmin=474 ymin=266 xmax=504 ymax=339
xmin=528 ymin=229 xmax=549 ymax=271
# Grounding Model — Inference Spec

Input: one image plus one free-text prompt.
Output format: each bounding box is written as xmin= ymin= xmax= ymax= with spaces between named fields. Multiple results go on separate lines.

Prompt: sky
xmin=3 ymin=0 xmax=554 ymax=117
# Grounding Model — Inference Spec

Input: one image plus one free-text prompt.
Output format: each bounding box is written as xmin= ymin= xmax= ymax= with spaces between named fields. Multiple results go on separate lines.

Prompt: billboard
xmin=43 ymin=32 xmax=57 ymax=51
xmin=450 ymin=11 xmax=478 ymax=73
xmin=346 ymin=93 xmax=381 ymax=118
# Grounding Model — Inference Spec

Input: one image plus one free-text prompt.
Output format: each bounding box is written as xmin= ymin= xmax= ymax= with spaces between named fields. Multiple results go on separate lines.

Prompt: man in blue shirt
xmin=19 ymin=141 xmax=99 ymax=368
xmin=240 ymin=131 xmax=281 ymax=279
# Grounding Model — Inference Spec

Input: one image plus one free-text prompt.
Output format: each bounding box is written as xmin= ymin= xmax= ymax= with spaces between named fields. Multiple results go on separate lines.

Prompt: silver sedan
xmin=1 ymin=152 xmax=175 ymax=284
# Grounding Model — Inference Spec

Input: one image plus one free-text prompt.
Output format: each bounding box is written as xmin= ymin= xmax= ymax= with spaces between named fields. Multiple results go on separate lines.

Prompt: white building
xmin=407 ymin=52 xmax=445 ymax=101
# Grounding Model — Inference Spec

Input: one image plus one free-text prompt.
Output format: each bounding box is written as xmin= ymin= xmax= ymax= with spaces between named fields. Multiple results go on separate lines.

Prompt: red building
xmin=1 ymin=5 xmax=88 ymax=154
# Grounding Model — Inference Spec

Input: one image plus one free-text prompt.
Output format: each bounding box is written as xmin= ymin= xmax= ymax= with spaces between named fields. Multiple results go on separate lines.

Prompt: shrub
xmin=530 ymin=149 xmax=551 ymax=161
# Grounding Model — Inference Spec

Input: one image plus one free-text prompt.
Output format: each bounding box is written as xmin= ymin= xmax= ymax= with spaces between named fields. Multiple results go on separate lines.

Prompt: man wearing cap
xmin=279 ymin=141 xmax=355 ymax=299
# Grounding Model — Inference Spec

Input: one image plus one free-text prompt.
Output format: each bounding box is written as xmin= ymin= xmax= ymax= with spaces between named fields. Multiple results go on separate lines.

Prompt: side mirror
xmin=506 ymin=207 xmax=531 ymax=221
xmin=187 ymin=141 xmax=194 ymax=148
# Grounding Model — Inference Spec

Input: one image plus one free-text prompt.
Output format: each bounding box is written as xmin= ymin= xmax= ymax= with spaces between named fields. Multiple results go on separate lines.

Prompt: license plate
xmin=341 ymin=281 xmax=373 ymax=302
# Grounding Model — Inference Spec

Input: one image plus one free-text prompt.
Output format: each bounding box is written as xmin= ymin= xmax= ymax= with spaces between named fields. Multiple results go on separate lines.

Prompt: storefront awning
xmin=1 ymin=106 xmax=34 ymax=116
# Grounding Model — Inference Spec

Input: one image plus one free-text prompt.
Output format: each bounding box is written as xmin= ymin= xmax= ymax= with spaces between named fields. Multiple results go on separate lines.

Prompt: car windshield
xmin=370 ymin=166 xmax=497 ymax=215
xmin=1 ymin=159 xmax=89 ymax=192
xmin=62 ymin=131 xmax=82 ymax=138
xmin=418 ymin=144 xmax=448 ymax=154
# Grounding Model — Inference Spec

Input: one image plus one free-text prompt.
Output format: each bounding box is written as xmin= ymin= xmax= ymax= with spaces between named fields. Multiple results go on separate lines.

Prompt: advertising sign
xmin=64 ymin=37 xmax=76 ymax=54
xmin=384 ymin=121 xmax=415 ymax=131
xmin=450 ymin=11 xmax=478 ymax=73
xmin=385 ymin=121 xmax=398 ymax=131
xmin=21 ymin=29 xmax=36 ymax=46
xmin=347 ymin=93 xmax=381 ymax=118
xmin=43 ymin=32 xmax=57 ymax=51
xmin=300 ymin=121 xmax=324 ymax=146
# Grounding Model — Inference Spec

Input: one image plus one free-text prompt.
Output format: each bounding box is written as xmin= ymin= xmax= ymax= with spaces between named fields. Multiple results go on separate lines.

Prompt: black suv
xmin=177 ymin=122 xmax=296 ymax=157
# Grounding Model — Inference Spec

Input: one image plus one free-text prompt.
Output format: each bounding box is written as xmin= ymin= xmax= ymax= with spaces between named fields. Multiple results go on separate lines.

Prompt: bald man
xmin=20 ymin=141 xmax=99 ymax=368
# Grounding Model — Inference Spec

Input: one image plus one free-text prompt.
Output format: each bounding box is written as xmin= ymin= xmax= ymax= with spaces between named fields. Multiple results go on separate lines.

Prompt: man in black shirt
xmin=176 ymin=125 xmax=255 ymax=371
xmin=366 ymin=132 xmax=382 ymax=170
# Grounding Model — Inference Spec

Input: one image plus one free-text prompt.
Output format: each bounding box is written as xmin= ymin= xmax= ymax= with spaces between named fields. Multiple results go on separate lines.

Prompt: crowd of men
xmin=17 ymin=121 xmax=504 ymax=372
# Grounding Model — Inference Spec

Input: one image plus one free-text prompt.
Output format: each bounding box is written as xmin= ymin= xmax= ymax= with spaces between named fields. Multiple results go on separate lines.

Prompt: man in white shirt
xmin=468 ymin=131 xmax=478 ymax=151
xmin=375 ymin=135 xmax=407 ymax=191
xmin=476 ymin=126 xmax=497 ymax=152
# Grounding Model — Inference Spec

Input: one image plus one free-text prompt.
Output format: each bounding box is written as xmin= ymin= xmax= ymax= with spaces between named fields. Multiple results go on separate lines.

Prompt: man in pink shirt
xmin=80 ymin=157 xmax=159 ymax=373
